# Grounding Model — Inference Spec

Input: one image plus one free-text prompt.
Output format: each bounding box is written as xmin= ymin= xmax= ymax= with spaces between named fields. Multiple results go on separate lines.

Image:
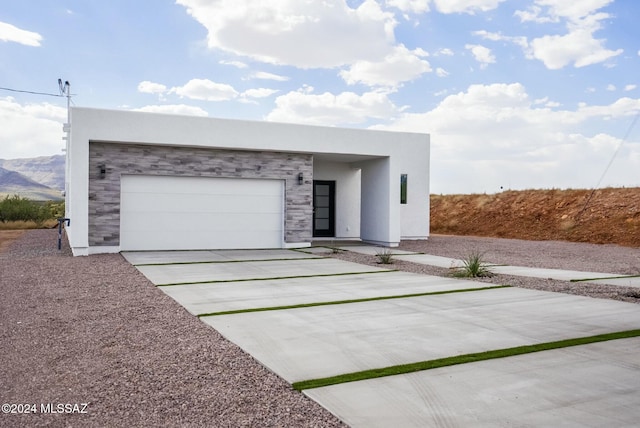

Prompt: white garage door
xmin=120 ymin=175 xmax=284 ymax=251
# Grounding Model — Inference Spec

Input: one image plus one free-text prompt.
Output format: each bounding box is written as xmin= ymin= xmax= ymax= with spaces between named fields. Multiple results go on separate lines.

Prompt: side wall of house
xmin=88 ymin=142 xmax=312 ymax=247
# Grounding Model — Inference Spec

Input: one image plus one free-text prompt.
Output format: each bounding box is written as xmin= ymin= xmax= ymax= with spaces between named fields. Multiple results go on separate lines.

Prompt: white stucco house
xmin=64 ymin=107 xmax=430 ymax=256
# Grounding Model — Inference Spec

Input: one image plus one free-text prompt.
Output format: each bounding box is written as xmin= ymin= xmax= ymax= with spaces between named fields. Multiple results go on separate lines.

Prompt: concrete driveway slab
xmin=122 ymin=249 xmax=319 ymax=265
xmin=137 ymin=258 xmax=390 ymax=285
xmin=160 ymin=271 xmax=492 ymax=315
xmin=202 ymin=287 xmax=640 ymax=382
xmin=305 ymin=337 xmax=640 ymax=428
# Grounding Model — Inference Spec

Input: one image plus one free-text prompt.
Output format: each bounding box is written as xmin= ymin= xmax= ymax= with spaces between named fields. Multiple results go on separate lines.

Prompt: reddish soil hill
xmin=430 ymin=188 xmax=640 ymax=247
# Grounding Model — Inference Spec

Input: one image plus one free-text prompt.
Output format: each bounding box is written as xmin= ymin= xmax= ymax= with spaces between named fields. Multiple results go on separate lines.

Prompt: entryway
xmin=313 ymin=180 xmax=335 ymax=237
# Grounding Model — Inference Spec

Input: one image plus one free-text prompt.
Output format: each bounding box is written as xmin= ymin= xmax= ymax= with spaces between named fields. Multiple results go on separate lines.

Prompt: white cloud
xmin=266 ymin=88 xmax=398 ymax=126
xmin=473 ymin=30 xmax=529 ymax=51
xmin=385 ymin=0 xmax=430 ymax=14
xmin=170 ymin=79 xmax=238 ymax=101
xmin=517 ymin=0 xmax=622 ymax=69
xmin=137 ymin=81 xmax=167 ymax=94
xmin=250 ymin=71 xmax=289 ymax=81
xmin=177 ymin=0 xmax=397 ymax=68
xmin=0 ymin=21 xmax=42 ymax=47
xmin=530 ymin=29 xmax=622 ymax=69
xmin=0 ymin=97 xmax=66 ymax=159
xmin=219 ymin=60 xmax=248 ymax=68
xmin=435 ymin=48 xmax=454 ymax=56
xmin=624 ymin=84 xmax=637 ymax=92
xmin=431 ymin=0 xmax=507 ymax=14
xmin=133 ymin=104 xmax=209 ymax=117
xmin=339 ymin=45 xmax=431 ymax=87
xmin=465 ymin=44 xmax=495 ymax=68
xmin=606 ymin=84 xmax=616 ymax=91
xmin=242 ymin=88 xmax=279 ymax=98
xmin=435 ymin=67 xmax=449 ymax=77
xmin=379 ymin=83 xmax=640 ymax=193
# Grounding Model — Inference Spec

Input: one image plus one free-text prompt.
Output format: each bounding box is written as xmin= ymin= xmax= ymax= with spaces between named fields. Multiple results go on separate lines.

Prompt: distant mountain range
xmin=0 ymin=155 xmax=65 ymax=201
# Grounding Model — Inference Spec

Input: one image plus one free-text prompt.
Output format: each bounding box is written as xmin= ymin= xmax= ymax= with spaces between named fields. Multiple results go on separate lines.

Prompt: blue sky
xmin=1 ymin=0 xmax=639 ymax=194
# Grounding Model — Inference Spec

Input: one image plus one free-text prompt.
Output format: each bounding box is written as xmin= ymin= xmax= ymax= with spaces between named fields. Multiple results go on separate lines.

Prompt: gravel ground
xmin=0 ymin=230 xmax=346 ymax=428
xmin=2 ymin=231 xmax=639 ymax=427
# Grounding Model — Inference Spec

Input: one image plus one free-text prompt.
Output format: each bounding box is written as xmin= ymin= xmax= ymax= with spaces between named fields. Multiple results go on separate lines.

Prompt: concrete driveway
xmin=124 ymin=249 xmax=640 ymax=427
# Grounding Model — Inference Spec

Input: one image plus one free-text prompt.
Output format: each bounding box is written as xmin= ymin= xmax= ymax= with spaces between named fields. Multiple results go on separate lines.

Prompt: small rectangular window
xmin=400 ymin=174 xmax=407 ymax=204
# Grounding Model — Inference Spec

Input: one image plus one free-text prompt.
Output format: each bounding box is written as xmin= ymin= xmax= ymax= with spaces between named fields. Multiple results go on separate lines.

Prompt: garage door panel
xmin=121 ymin=193 xmax=282 ymax=215
xmin=120 ymin=175 xmax=284 ymax=250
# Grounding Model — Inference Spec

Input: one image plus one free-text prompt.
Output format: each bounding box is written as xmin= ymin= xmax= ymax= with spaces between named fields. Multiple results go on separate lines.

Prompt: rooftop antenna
xmin=58 ymin=79 xmax=71 ymax=125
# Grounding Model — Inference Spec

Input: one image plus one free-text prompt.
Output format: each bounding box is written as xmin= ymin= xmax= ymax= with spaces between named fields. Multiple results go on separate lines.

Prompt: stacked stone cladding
xmin=88 ymin=142 xmax=312 ymax=246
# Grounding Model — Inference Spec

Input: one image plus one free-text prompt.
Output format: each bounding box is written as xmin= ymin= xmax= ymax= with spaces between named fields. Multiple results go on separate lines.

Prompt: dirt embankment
xmin=431 ymin=187 xmax=640 ymax=247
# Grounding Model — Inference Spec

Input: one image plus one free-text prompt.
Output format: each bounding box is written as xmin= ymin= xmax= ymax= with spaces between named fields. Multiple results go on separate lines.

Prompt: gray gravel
xmin=0 ymin=230 xmax=346 ymax=428
xmin=331 ymin=234 xmax=640 ymax=305
xmin=2 ymin=231 xmax=639 ymax=427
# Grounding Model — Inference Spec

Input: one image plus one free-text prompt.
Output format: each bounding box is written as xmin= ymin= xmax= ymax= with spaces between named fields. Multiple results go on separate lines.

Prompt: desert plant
xmin=453 ymin=251 xmax=493 ymax=278
xmin=375 ymin=248 xmax=394 ymax=264
xmin=0 ymin=195 xmax=63 ymax=226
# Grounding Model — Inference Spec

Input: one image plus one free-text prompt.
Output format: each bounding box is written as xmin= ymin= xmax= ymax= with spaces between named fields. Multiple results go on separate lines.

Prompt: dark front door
xmin=313 ymin=180 xmax=335 ymax=237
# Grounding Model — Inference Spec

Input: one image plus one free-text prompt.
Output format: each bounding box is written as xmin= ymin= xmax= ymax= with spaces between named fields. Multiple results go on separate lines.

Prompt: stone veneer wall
xmin=88 ymin=142 xmax=313 ymax=247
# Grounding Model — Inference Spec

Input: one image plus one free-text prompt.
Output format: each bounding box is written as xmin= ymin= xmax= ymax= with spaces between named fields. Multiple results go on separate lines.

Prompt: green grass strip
xmin=135 ymin=256 xmax=326 ymax=266
xmin=156 ymin=269 xmax=397 ymax=287
xmin=197 ymin=285 xmax=511 ymax=317
xmin=292 ymin=329 xmax=640 ymax=391
xmin=570 ymin=275 xmax=640 ymax=283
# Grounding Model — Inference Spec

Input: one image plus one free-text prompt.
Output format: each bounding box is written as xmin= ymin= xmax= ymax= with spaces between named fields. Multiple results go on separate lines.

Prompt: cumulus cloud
xmin=137 ymin=81 xmax=167 ymax=94
xmin=339 ymin=45 xmax=431 ymax=88
xmin=435 ymin=48 xmax=454 ymax=56
xmin=133 ymin=104 xmax=209 ymax=117
xmin=0 ymin=21 xmax=42 ymax=47
xmin=465 ymin=44 xmax=495 ymax=68
xmin=170 ymin=79 xmax=238 ymax=101
xmin=379 ymin=83 xmax=640 ymax=193
xmin=625 ymin=84 xmax=637 ymax=92
xmin=516 ymin=0 xmax=622 ymax=69
xmin=266 ymin=88 xmax=399 ymax=126
xmin=176 ymin=0 xmax=396 ymax=68
xmin=0 ymin=97 xmax=66 ymax=159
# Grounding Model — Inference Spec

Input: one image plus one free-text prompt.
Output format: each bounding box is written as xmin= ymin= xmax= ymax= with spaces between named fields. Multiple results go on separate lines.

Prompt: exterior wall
xmin=313 ymin=160 xmax=361 ymax=239
xmin=88 ymin=142 xmax=312 ymax=247
xmin=66 ymin=108 xmax=430 ymax=255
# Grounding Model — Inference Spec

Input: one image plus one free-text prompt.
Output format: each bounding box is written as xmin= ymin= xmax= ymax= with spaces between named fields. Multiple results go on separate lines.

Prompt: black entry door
xmin=313 ymin=180 xmax=335 ymax=237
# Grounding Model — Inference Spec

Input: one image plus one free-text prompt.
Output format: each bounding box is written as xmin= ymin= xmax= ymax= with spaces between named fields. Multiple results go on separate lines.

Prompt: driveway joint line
xmin=133 ymin=256 xmax=327 ymax=267
xmin=292 ymin=329 xmax=640 ymax=391
xmin=196 ymin=285 xmax=511 ymax=317
xmin=156 ymin=270 xmax=397 ymax=286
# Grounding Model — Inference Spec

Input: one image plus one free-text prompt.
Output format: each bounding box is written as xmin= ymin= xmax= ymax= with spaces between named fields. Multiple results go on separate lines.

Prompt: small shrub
xmin=375 ymin=248 xmax=394 ymax=264
xmin=453 ymin=251 xmax=493 ymax=278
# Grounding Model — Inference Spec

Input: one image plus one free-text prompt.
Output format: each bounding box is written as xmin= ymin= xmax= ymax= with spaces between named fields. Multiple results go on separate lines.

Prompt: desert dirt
xmin=431 ymin=187 xmax=640 ymax=247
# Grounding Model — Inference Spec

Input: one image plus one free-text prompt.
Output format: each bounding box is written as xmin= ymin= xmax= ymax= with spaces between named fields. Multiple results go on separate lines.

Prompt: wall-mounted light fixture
xmin=297 ymin=172 xmax=304 ymax=185
xmin=99 ymin=164 xmax=106 ymax=179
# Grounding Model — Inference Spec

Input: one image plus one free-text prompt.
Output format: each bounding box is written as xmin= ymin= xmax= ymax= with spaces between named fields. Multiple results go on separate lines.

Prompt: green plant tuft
xmin=375 ymin=248 xmax=394 ymax=264
xmin=452 ymin=251 xmax=493 ymax=278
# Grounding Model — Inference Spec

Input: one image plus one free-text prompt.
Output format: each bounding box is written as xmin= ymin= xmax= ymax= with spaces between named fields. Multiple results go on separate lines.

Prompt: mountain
xmin=0 ymin=166 xmax=63 ymax=201
xmin=0 ymin=155 xmax=65 ymax=191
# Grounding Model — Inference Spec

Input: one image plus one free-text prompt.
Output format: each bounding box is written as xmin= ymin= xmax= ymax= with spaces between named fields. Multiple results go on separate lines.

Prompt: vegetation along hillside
xmin=430 ymin=188 xmax=640 ymax=247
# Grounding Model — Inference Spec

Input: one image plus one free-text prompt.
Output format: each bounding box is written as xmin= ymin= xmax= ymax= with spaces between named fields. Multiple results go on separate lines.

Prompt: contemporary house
xmin=64 ymin=107 xmax=430 ymax=256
